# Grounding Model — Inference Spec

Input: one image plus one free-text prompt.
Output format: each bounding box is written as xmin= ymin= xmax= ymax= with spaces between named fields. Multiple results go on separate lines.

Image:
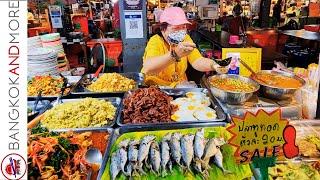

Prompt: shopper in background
xmin=217 ymin=12 xmax=229 ymax=31
xmin=273 ymin=0 xmax=282 ymax=27
xmin=232 ymin=1 xmax=243 ymax=16
xmin=142 ymin=7 xmax=228 ymax=87
xmin=229 ymin=1 xmax=245 ymax=35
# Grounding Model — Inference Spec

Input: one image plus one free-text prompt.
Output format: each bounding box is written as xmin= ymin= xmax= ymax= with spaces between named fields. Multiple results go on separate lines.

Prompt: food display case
xmin=27 ymin=67 xmax=319 ymax=180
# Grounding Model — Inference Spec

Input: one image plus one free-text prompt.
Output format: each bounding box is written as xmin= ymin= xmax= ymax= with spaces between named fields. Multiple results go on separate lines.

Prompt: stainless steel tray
xmin=27 ymin=100 xmax=51 ymax=122
xmin=252 ymin=159 xmax=320 ymax=180
xmin=252 ymin=122 xmax=320 ymax=180
xmin=71 ymin=72 xmax=145 ymax=95
xmin=29 ymin=127 xmax=114 ymax=180
xmin=289 ymin=120 xmax=320 ymax=161
xmin=28 ymin=75 xmax=83 ymax=99
xmin=46 ymin=97 xmax=122 ymax=130
xmin=116 ymin=88 xmax=227 ymax=128
xmin=97 ymin=124 xmax=227 ymax=179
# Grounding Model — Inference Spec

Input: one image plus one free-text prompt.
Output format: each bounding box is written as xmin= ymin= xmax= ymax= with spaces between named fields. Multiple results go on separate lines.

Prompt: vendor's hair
xmin=153 ymin=22 xmax=168 ymax=37
xmin=160 ymin=22 xmax=168 ymax=31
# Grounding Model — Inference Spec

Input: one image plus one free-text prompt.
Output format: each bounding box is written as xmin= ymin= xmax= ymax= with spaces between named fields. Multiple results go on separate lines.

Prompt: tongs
xmin=53 ymin=74 xmax=68 ymax=106
xmin=31 ymin=91 xmax=42 ymax=116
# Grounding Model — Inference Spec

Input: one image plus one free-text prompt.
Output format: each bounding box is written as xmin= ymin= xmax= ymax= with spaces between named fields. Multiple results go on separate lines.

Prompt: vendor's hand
xmin=216 ymin=66 xmax=229 ymax=74
xmin=212 ymin=61 xmax=229 ymax=74
xmin=174 ymin=42 xmax=196 ymax=58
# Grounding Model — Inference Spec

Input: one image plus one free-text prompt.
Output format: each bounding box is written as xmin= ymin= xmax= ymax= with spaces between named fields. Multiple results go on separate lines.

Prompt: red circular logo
xmin=1 ymin=153 xmax=27 ymax=180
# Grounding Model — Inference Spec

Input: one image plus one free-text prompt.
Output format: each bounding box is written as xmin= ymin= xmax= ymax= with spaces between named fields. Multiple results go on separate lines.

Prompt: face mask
xmin=167 ymin=30 xmax=187 ymax=45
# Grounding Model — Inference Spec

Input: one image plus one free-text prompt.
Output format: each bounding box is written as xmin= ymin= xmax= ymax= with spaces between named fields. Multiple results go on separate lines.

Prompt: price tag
xmin=227 ymin=109 xmax=289 ymax=164
xmin=227 ymin=109 xmax=299 ymax=179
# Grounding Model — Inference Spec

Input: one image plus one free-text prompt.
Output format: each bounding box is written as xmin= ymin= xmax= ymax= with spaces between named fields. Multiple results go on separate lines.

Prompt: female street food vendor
xmin=142 ymin=7 xmax=228 ymax=87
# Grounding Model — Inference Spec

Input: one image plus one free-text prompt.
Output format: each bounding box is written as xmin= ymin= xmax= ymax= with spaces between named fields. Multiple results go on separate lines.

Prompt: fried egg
xmin=189 ymin=97 xmax=211 ymax=107
xmin=171 ymin=97 xmax=190 ymax=106
xmin=171 ymin=110 xmax=198 ymax=122
xmin=179 ymin=102 xmax=198 ymax=111
xmin=171 ymin=93 xmax=215 ymax=122
xmin=193 ymin=107 xmax=217 ymax=121
xmin=186 ymin=92 xmax=207 ymax=99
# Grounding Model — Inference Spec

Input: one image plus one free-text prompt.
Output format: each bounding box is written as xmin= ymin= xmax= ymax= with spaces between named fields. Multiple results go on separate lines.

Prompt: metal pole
xmin=317 ymin=81 xmax=320 ymax=119
xmin=119 ymin=0 xmax=148 ymax=72
xmin=317 ymin=55 xmax=320 ymax=119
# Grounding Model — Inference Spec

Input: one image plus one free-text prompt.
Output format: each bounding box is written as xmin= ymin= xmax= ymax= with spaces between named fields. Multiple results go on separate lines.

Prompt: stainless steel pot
xmin=208 ymin=74 xmax=260 ymax=105
xmin=251 ymin=70 xmax=306 ymax=100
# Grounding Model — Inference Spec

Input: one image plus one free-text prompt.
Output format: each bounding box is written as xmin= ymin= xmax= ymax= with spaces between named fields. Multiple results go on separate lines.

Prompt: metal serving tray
xmin=29 ymin=127 xmax=114 ymax=180
xmin=116 ymin=88 xmax=227 ymax=128
xmin=27 ymin=100 xmax=51 ymax=122
xmin=251 ymin=121 xmax=320 ymax=180
xmin=288 ymin=120 xmax=320 ymax=161
xmin=252 ymin=158 xmax=320 ymax=180
xmin=71 ymin=72 xmax=145 ymax=95
xmin=28 ymin=75 xmax=82 ymax=99
xmin=251 ymin=120 xmax=320 ymax=179
xmin=46 ymin=97 xmax=122 ymax=129
xmin=97 ymin=124 xmax=227 ymax=179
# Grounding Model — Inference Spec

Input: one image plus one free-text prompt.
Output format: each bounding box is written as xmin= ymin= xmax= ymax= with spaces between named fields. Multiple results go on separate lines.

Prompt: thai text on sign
xmin=227 ymin=109 xmax=289 ymax=164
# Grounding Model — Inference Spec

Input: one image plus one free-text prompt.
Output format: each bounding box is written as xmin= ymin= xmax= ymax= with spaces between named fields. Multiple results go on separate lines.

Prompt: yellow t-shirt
xmin=142 ymin=34 xmax=202 ymax=87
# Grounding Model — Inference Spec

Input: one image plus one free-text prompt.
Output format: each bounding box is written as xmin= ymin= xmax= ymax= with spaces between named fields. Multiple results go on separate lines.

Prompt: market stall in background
xmin=27 ymin=0 xmax=320 ymax=179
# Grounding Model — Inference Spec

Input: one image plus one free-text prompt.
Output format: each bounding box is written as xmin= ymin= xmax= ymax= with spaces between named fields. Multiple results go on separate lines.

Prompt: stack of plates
xmin=28 ymin=48 xmax=59 ymax=76
xmin=40 ymin=33 xmax=60 ymax=42
xmin=40 ymin=33 xmax=69 ymax=70
xmin=28 ymin=36 xmax=42 ymax=50
xmin=41 ymin=33 xmax=65 ymax=56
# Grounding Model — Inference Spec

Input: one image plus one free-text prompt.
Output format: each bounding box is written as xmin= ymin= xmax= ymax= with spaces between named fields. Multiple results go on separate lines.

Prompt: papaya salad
xmin=28 ymin=125 xmax=107 ymax=180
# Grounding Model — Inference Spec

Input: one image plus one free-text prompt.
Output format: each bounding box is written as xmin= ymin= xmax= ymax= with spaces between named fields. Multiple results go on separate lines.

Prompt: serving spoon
xmin=238 ymin=58 xmax=270 ymax=85
xmin=93 ymin=65 xmax=104 ymax=80
xmin=213 ymin=57 xmax=232 ymax=67
xmin=85 ymin=148 xmax=103 ymax=180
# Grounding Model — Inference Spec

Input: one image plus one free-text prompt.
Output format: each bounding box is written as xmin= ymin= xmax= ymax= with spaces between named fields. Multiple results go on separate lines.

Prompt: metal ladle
xmin=85 ymin=148 xmax=103 ymax=180
xmin=238 ymin=58 xmax=269 ymax=85
xmin=213 ymin=57 xmax=232 ymax=67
